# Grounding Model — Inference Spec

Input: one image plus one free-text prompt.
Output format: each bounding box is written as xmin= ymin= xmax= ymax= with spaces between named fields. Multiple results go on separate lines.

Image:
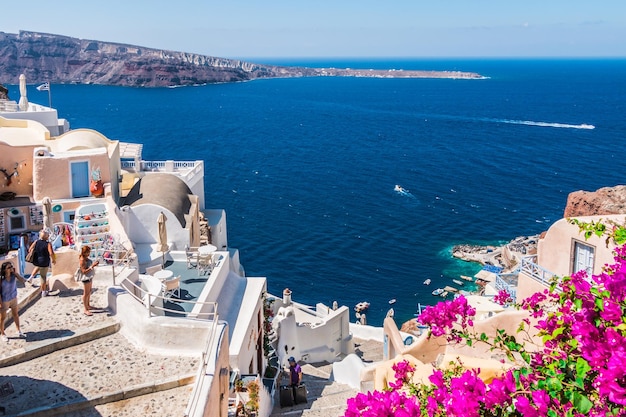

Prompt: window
xmin=9 ymin=215 xmax=25 ymax=231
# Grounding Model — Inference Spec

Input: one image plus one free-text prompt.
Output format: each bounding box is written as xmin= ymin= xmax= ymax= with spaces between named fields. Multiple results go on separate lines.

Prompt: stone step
xmin=0 ymin=332 xmax=199 ymax=416
xmin=61 ymin=384 xmax=194 ymax=417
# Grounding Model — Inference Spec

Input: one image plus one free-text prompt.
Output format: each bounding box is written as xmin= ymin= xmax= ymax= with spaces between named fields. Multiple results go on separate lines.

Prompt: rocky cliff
xmin=563 ymin=185 xmax=626 ymax=217
xmin=0 ymin=31 xmax=310 ymax=87
xmin=0 ymin=30 xmax=483 ymax=88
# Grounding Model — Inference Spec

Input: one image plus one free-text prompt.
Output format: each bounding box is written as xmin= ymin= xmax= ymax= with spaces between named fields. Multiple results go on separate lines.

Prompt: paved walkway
xmin=0 ymin=273 xmax=198 ymax=417
xmin=1 ymin=273 xmax=383 ymax=417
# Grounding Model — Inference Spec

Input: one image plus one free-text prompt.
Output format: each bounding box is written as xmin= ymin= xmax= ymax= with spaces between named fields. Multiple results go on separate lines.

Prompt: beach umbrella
xmin=42 ymin=197 xmax=53 ymax=231
xmin=18 ymin=74 xmax=28 ymax=111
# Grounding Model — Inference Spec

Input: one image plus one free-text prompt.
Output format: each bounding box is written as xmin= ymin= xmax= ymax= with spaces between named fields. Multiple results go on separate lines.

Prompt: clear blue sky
xmin=2 ymin=0 xmax=624 ymax=59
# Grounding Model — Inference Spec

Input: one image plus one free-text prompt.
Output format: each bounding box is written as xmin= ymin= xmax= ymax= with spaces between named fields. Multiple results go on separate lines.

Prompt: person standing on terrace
xmin=77 ymin=246 xmax=99 ymax=316
xmin=1 ymin=262 xmax=27 ymax=342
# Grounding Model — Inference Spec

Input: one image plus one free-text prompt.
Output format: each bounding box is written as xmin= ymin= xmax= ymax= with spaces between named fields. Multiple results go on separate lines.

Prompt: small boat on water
xmin=389 ymin=298 xmax=397 ymax=305
xmin=354 ymin=301 xmax=370 ymax=312
xmin=432 ymin=288 xmax=444 ymax=296
xmin=459 ymin=275 xmax=473 ymax=282
xmin=423 ymin=279 xmax=431 ymax=285
xmin=452 ymin=279 xmax=464 ymax=286
xmin=440 ymin=291 xmax=449 ymax=297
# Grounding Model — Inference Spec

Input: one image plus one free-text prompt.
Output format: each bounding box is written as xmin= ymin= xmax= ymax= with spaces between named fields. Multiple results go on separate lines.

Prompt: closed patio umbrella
xmin=157 ymin=211 xmax=169 ymax=252
xmin=42 ymin=196 xmax=53 ymax=231
xmin=157 ymin=211 xmax=169 ymax=267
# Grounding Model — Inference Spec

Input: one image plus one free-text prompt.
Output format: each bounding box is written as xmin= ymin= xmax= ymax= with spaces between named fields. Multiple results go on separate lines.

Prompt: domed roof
xmin=54 ymin=129 xmax=109 ymax=152
xmin=124 ymin=173 xmax=192 ymax=227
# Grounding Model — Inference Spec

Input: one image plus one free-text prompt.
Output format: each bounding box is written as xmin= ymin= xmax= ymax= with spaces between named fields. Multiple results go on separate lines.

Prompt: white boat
xmin=423 ymin=278 xmax=431 ymax=285
xmin=440 ymin=291 xmax=449 ymax=297
xmin=432 ymin=288 xmax=444 ymax=296
xmin=354 ymin=301 xmax=370 ymax=312
xmin=459 ymin=275 xmax=473 ymax=282
xmin=394 ymin=184 xmax=408 ymax=194
xmin=388 ymin=298 xmax=397 ymax=305
xmin=452 ymin=279 xmax=464 ymax=286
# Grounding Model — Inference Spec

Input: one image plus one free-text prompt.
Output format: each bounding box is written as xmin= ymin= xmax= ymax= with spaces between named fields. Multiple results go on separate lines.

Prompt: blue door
xmin=71 ymin=161 xmax=90 ymax=197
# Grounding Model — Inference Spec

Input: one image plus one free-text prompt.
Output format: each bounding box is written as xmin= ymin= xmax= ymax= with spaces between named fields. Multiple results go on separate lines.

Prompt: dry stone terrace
xmin=0 ymin=271 xmax=383 ymax=416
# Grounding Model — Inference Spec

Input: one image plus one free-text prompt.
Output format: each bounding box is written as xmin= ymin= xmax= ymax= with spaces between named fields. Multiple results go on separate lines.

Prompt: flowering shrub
xmin=344 ymin=223 xmax=626 ymax=416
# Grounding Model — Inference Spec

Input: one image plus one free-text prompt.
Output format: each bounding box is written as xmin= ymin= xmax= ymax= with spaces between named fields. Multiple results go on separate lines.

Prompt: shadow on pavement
xmin=0 ymin=376 xmax=103 ymax=416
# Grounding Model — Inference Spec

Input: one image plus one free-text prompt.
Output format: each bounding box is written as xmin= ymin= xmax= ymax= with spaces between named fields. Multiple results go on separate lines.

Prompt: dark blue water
xmin=9 ymin=59 xmax=626 ymax=325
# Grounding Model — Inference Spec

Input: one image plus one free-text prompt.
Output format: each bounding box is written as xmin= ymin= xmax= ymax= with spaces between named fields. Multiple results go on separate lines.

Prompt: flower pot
xmin=90 ymin=179 xmax=104 ymax=197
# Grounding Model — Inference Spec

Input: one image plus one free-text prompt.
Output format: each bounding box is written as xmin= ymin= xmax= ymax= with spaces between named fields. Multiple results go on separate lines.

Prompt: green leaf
xmin=546 ymin=377 xmax=563 ymax=392
xmin=576 ymin=358 xmax=591 ymax=379
xmin=572 ymin=392 xmax=593 ymax=413
xmin=573 ymin=298 xmax=582 ymax=310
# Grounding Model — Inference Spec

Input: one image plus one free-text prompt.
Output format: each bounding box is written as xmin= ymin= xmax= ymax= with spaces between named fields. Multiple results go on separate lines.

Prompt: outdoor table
xmin=153 ymin=269 xmax=174 ymax=281
xmin=198 ymin=244 xmax=217 ymax=256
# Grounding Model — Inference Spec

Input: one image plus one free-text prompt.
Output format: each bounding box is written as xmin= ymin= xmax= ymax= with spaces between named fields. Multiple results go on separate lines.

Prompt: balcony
xmin=121 ymin=159 xmax=204 ymax=184
xmin=520 ymin=256 xmax=558 ymax=287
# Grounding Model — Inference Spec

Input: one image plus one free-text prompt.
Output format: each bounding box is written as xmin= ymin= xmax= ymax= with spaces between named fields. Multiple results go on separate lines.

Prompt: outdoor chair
xmin=186 ymin=246 xmax=199 ymax=269
xmin=145 ymin=264 xmax=163 ymax=275
xmin=197 ymin=253 xmax=212 ymax=276
xmin=211 ymin=252 xmax=222 ymax=269
xmin=162 ymin=275 xmax=181 ymax=300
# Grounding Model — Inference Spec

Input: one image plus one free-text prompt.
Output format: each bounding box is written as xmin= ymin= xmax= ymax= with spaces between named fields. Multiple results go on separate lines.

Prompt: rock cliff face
xmin=0 ymin=31 xmax=306 ymax=87
xmin=0 ymin=30 xmax=483 ymax=88
xmin=563 ymin=185 xmax=626 ymax=217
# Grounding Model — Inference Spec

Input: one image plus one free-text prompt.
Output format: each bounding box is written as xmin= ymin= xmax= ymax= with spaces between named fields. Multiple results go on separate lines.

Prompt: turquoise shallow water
xmin=9 ymin=58 xmax=626 ymax=325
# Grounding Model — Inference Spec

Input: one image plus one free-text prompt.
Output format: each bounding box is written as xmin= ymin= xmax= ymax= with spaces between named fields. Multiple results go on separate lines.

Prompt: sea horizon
xmin=7 ymin=58 xmax=626 ymax=326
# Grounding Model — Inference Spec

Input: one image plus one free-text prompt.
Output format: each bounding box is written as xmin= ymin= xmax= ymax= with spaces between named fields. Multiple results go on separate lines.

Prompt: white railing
xmin=184 ymin=312 xmax=222 ymax=417
xmin=521 ymin=256 xmax=557 ymax=287
xmin=121 ymin=160 xmax=204 ymax=185
xmin=121 ymin=278 xmax=218 ymax=319
xmin=121 ymin=160 xmax=201 ymax=172
xmin=494 ymin=274 xmax=517 ymax=301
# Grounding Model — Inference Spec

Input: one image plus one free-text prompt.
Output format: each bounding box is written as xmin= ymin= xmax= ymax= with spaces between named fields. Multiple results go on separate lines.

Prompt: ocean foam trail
xmin=499 ymin=119 xmax=595 ymax=130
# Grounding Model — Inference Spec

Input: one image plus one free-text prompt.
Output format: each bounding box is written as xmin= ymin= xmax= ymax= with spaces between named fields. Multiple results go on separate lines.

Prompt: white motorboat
xmin=432 ymin=288 xmax=444 ymax=296
xmin=423 ymin=279 xmax=431 ymax=285
xmin=354 ymin=301 xmax=370 ymax=312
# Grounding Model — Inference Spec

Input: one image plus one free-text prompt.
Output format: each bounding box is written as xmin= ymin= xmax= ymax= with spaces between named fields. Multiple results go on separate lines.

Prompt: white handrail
xmin=121 ymin=278 xmax=218 ymax=319
xmin=185 ymin=313 xmax=221 ymax=417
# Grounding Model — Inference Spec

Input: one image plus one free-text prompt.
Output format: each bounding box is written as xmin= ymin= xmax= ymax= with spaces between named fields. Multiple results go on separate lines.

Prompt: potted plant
xmin=90 ymin=167 xmax=104 ymax=197
xmin=234 ymin=378 xmax=244 ymax=392
xmin=245 ymin=380 xmax=260 ymax=416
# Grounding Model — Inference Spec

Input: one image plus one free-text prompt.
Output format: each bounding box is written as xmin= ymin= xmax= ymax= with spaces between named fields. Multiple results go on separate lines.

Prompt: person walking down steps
xmin=29 ymin=229 xmax=56 ymax=296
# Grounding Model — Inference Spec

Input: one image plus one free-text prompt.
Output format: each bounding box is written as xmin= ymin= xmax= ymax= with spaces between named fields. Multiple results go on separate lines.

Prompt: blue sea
xmin=8 ymin=58 xmax=626 ymax=325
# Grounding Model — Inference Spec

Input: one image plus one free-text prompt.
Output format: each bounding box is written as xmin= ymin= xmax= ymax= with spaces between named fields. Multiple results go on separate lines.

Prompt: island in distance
xmin=0 ymin=30 xmax=485 ymax=88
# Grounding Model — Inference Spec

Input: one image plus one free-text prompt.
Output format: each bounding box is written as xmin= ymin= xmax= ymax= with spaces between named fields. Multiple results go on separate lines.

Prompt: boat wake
xmin=394 ymin=184 xmax=416 ymax=198
xmin=496 ymin=119 xmax=595 ymax=130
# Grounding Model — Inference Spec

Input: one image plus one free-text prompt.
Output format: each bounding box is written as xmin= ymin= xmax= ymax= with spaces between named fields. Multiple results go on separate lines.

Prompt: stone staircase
xmin=269 ymin=362 xmax=357 ymax=417
xmin=0 ymin=272 xmax=197 ymax=416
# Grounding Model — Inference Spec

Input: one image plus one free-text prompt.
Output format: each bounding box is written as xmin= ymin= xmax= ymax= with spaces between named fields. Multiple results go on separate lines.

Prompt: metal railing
xmin=520 ymin=256 xmax=557 ymax=287
xmin=184 ymin=311 xmax=222 ymax=417
xmin=121 ymin=160 xmax=201 ymax=171
xmin=494 ymin=275 xmax=517 ymax=301
xmin=121 ymin=277 xmax=218 ymax=319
